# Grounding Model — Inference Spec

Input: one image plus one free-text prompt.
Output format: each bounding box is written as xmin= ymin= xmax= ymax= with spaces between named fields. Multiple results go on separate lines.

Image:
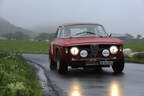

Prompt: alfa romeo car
xmin=49 ymin=23 xmax=124 ymax=73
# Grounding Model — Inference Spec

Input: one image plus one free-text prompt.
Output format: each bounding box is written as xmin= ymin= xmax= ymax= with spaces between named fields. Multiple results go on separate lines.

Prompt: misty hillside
xmin=0 ymin=17 xmax=34 ymax=35
xmin=30 ymin=25 xmax=57 ymax=33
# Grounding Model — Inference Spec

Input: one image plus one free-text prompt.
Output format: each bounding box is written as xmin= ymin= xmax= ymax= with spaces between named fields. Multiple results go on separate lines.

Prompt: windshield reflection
xmin=109 ymin=81 xmax=121 ymax=96
xmin=69 ymin=79 xmax=82 ymax=96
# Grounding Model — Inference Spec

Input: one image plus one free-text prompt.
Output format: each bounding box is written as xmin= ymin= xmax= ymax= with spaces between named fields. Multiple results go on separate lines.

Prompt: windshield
xmin=59 ymin=24 xmax=108 ymax=38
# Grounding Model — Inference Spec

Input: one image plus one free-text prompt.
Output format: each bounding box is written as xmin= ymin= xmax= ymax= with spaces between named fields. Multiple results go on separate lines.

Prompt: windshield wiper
xmin=75 ymin=31 xmax=96 ymax=35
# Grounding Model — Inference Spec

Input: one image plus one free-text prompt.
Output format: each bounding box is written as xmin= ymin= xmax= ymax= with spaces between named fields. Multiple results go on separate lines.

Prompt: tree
xmin=34 ymin=33 xmax=55 ymax=41
xmin=1 ymin=33 xmax=15 ymax=40
xmin=125 ymin=33 xmax=134 ymax=39
xmin=14 ymin=31 xmax=30 ymax=40
xmin=1 ymin=31 xmax=31 ymax=40
xmin=137 ymin=34 xmax=141 ymax=39
xmin=34 ymin=33 xmax=49 ymax=41
xmin=48 ymin=33 xmax=55 ymax=41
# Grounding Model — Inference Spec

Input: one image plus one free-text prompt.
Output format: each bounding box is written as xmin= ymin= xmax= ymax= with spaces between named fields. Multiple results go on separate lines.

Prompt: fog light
xmin=80 ymin=50 xmax=88 ymax=57
xmin=102 ymin=49 xmax=110 ymax=57
xmin=65 ymin=48 xmax=68 ymax=54
xmin=119 ymin=47 xmax=123 ymax=52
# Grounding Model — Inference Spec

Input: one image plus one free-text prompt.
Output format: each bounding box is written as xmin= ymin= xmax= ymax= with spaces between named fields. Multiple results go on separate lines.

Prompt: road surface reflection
xmin=109 ymin=81 xmax=121 ymax=96
xmin=69 ymin=79 xmax=82 ymax=96
xmin=69 ymin=79 xmax=122 ymax=96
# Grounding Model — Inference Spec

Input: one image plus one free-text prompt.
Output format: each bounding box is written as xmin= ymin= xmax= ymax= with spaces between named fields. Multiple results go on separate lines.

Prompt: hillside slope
xmin=0 ymin=17 xmax=33 ymax=35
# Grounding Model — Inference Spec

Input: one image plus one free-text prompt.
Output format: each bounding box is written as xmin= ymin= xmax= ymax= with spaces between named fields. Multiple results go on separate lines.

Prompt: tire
xmin=49 ymin=56 xmax=56 ymax=70
xmin=112 ymin=62 xmax=124 ymax=73
xmin=56 ymin=51 xmax=68 ymax=74
xmin=94 ymin=66 xmax=102 ymax=72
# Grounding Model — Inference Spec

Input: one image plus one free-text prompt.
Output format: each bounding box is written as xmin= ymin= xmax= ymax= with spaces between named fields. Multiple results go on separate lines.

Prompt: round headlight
xmin=70 ymin=47 xmax=79 ymax=56
xmin=110 ymin=46 xmax=118 ymax=54
xmin=80 ymin=50 xmax=88 ymax=57
xmin=102 ymin=49 xmax=110 ymax=57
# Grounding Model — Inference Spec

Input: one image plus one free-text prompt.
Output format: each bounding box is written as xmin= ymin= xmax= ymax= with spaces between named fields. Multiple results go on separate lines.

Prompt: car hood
xmin=57 ymin=37 xmax=123 ymax=46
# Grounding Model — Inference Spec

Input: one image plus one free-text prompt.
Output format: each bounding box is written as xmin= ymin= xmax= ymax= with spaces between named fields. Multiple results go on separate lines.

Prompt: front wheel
xmin=112 ymin=62 xmax=124 ymax=73
xmin=56 ymin=52 xmax=68 ymax=74
xmin=49 ymin=56 xmax=56 ymax=70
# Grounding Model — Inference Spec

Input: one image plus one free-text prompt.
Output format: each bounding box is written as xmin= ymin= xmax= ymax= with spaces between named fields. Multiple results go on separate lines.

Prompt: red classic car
xmin=49 ymin=23 xmax=124 ymax=73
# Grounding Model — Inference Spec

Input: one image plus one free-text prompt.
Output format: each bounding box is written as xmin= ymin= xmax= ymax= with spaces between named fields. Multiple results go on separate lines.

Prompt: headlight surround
xmin=110 ymin=46 xmax=118 ymax=54
xmin=80 ymin=50 xmax=88 ymax=57
xmin=102 ymin=49 xmax=110 ymax=57
xmin=70 ymin=47 xmax=79 ymax=56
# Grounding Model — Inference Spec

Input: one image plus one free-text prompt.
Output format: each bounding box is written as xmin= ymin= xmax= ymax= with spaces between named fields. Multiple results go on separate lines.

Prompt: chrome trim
xmin=72 ymin=57 xmax=117 ymax=62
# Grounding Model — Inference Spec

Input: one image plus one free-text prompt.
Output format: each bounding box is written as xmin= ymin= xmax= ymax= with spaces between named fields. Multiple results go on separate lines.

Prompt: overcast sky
xmin=0 ymin=0 xmax=144 ymax=36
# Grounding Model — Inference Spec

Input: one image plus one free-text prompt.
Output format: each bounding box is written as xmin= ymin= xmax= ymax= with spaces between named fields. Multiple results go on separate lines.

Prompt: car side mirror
xmin=109 ymin=33 xmax=112 ymax=37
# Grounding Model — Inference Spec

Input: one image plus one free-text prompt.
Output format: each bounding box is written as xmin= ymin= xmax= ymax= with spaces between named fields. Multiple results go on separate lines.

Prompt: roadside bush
xmin=0 ymin=52 xmax=9 ymax=58
xmin=124 ymin=54 xmax=131 ymax=58
xmin=0 ymin=55 xmax=41 ymax=96
xmin=133 ymin=53 xmax=144 ymax=60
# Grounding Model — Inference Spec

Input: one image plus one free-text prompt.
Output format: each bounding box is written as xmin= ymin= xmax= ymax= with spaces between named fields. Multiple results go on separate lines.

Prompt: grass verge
xmin=0 ymin=53 xmax=42 ymax=96
xmin=125 ymin=55 xmax=144 ymax=64
xmin=0 ymin=40 xmax=50 ymax=54
xmin=124 ymin=42 xmax=144 ymax=63
xmin=125 ymin=57 xmax=144 ymax=64
xmin=0 ymin=40 xmax=143 ymax=64
xmin=124 ymin=42 xmax=144 ymax=52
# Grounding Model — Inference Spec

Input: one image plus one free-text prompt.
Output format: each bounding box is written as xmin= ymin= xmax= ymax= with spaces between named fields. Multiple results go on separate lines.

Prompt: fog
xmin=0 ymin=0 xmax=144 ymax=36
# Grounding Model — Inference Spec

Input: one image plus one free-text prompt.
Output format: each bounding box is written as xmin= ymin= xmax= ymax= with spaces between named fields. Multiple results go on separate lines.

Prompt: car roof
xmin=61 ymin=22 xmax=102 ymax=27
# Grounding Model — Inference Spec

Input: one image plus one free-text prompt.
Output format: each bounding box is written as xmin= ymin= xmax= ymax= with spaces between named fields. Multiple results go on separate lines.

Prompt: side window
xmin=60 ymin=28 xmax=65 ymax=38
xmin=59 ymin=27 xmax=70 ymax=38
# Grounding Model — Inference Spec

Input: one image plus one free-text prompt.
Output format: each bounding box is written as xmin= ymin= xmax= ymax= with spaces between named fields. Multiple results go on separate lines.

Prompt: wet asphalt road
xmin=23 ymin=54 xmax=144 ymax=96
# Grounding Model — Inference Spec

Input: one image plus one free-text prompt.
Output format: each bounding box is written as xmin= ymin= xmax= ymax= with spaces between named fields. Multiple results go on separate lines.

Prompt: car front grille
xmin=90 ymin=44 xmax=99 ymax=56
xmin=78 ymin=44 xmax=112 ymax=57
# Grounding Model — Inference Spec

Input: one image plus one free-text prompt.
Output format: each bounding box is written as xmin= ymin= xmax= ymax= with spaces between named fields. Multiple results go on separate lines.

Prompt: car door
xmin=50 ymin=27 xmax=61 ymax=60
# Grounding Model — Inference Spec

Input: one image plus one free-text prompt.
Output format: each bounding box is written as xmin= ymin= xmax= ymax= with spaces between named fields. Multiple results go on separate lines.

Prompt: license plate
xmin=89 ymin=58 xmax=97 ymax=62
xmin=100 ymin=61 xmax=113 ymax=65
xmin=86 ymin=62 xmax=99 ymax=66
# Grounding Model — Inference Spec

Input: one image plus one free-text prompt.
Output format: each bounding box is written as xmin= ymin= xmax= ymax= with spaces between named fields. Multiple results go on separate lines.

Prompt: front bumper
xmin=70 ymin=57 xmax=115 ymax=67
xmin=64 ymin=54 xmax=124 ymax=67
xmin=72 ymin=57 xmax=117 ymax=62
xmin=61 ymin=49 xmax=124 ymax=67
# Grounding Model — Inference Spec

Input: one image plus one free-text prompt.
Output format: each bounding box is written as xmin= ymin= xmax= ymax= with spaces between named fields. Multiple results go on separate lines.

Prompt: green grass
xmin=0 ymin=40 xmax=50 ymax=54
xmin=124 ymin=42 xmax=144 ymax=52
xmin=0 ymin=40 xmax=144 ymax=64
xmin=125 ymin=56 xmax=144 ymax=64
xmin=0 ymin=53 xmax=42 ymax=96
xmin=124 ymin=42 xmax=144 ymax=63
xmin=0 ymin=40 xmax=142 ymax=54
